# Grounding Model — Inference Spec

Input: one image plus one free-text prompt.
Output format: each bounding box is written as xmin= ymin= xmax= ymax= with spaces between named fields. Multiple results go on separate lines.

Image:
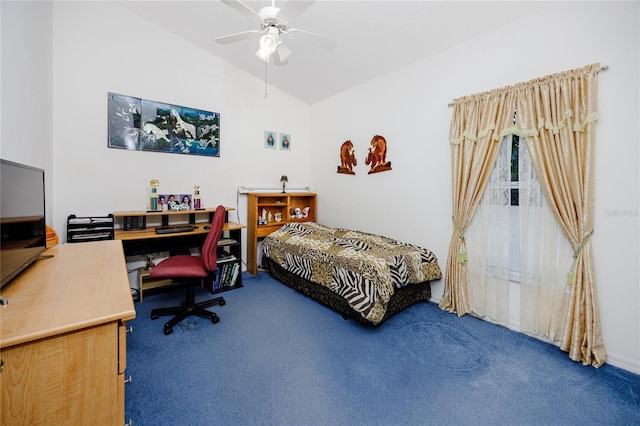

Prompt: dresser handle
xmin=126 ymin=325 xmax=133 ymax=335
xmin=124 ymin=419 xmax=133 ymax=426
xmin=124 ymin=374 xmax=133 ymax=385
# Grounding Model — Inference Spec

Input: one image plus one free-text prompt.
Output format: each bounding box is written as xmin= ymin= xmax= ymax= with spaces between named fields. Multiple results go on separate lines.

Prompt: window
xmin=509 ymin=134 xmax=521 ymax=282
xmin=510 ymin=135 xmax=519 ymax=206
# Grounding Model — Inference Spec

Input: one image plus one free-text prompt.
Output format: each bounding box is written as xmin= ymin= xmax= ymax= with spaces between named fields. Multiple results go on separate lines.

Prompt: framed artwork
xmin=108 ymin=93 xmax=142 ymax=150
xmin=264 ymin=131 xmax=276 ymax=149
xmin=108 ymin=92 xmax=220 ymax=157
xmin=279 ymin=133 xmax=291 ymax=151
xmin=140 ymin=99 xmax=171 ymax=152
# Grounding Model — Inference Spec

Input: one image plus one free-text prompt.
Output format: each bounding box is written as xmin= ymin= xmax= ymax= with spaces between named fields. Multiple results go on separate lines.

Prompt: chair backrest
xmin=201 ymin=205 xmax=227 ymax=273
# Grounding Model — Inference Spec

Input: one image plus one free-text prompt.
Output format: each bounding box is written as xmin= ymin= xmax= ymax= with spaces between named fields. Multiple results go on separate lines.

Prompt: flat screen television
xmin=0 ymin=159 xmax=47 ymax=289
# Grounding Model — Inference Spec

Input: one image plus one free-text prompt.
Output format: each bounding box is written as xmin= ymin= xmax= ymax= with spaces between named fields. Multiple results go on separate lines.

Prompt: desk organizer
xmin=66 ymin=214 xmax=115 ymax=243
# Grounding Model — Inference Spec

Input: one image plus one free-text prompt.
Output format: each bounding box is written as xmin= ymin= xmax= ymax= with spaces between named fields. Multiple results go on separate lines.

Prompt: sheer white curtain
xmin=518 ymin=138 xmax=574 ymax=342
xmin=466 ymin=135 xmax=574 ymax=338
xmin=465 ymin=135 xmax=512 ymax=326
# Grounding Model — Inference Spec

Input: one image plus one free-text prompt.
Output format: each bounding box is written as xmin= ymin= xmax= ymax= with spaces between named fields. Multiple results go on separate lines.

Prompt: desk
xmin=114 ymin=208 xmax=245 ymax=289
xmin=0 ymin=240 xmax=136 ymax=425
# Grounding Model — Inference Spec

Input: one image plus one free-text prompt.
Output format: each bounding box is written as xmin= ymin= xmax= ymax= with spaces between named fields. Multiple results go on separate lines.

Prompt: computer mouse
xmin=203 ymin=225 xmax=210 ymax=230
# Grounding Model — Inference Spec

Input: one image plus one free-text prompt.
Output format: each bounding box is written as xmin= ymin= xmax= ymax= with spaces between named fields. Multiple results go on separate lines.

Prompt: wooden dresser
xmin=0 ymin=240 xmax=136 ymax=425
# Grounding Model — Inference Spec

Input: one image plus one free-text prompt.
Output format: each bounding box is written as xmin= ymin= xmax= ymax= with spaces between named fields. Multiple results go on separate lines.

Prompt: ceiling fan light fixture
xmin=255 ymin=47 xmax=271 ymax=63
xmin=259 ymin=33 xmax=279 ymax=55
xmin=276 ymin=43 xmax=292 ymax=62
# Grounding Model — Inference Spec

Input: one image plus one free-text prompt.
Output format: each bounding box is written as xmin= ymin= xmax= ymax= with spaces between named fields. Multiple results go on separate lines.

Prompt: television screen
xmin=0 ymin=159 xmax=47 ymax=288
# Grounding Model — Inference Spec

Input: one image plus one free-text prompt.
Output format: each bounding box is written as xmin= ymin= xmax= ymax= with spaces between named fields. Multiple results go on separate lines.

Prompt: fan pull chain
xmin=264 ymin=60 xmax=269 ymax=101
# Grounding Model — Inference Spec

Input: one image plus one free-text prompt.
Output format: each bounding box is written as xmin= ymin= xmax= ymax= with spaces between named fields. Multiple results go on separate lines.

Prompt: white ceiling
xmin=116 ymin=1 xmax=553 ymax=104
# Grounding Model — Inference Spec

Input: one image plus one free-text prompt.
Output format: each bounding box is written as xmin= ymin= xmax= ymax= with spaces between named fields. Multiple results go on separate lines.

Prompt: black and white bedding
xmin=261 ymin=222 xmax=442 ymax=325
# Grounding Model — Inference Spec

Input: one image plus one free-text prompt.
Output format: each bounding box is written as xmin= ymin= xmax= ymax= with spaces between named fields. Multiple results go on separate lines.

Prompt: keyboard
xmin=155 ymin=225 xmax=196 ymax=234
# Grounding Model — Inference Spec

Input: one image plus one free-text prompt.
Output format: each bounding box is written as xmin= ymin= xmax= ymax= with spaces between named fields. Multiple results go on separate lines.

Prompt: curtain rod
xmin=447 ymin=64 xmax=609 ymax=107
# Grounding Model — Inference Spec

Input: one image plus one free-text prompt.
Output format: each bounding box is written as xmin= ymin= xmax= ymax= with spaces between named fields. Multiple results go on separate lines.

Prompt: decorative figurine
xmin=302 ymin=207 xmax=310 ymax=218
xmin=193 ymin=184 xmax=202 ymax=209
xmin=292 ymin=207 xmax=303 ymax=219
xmin=149 ymin=179 xmax=160 ymax=211
xmin=365 ymin=135 xmax=392 ymax=174
xmin=337 ymin=140 xmax=357 ymax=175
xmin=259 ymin=208 xmax=268 ymax=225
xmin=145 ymin=254 xmax=155 ymax=270
xmin=274 ymin=212 xmax=282 ymax=222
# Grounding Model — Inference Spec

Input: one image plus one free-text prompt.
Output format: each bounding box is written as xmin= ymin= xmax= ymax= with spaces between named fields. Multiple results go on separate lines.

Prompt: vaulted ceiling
xmin=117 ymin=1 xmax=552 ymax=104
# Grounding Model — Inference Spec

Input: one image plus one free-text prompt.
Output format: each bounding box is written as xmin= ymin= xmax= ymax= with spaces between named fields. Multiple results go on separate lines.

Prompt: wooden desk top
xmin=114 ymin=221 xmax=245 ymax=241
xmin=0 ymin=240 xmax=136 ymax=348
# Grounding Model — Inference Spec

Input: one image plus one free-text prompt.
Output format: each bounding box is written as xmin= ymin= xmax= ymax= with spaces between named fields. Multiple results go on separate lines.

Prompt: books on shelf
xmin=217 ymin=253 xmax=236 ymax=263
xmin=214 ymin=259 xmax=240 ymax=291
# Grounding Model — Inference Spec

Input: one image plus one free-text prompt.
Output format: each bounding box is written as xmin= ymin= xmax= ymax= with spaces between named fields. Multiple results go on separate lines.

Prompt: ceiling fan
xmin=214 ymin=0 xmax=337 ymax=65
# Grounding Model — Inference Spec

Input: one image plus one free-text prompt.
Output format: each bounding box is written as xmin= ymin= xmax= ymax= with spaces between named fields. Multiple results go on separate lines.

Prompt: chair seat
xmin=149 ymin=255 xmax=207 ymax=279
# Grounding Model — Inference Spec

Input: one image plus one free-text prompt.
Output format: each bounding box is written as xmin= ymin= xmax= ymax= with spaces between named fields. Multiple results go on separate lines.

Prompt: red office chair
xmin=149 ymin=204 xmax=227 ymax=335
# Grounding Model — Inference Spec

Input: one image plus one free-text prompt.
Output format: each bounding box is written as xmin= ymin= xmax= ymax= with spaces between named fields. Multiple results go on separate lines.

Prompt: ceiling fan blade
xmin=273 ymin=44 xmax=292 ymax=66
xmin=220 ymin=0 xmax=262 ymax=26
xmin=215 ymin=30 xmax=262 ymax=45
xmin=278 ymin=0 xmax=315 ymax=23
xmin=287 ymin=28 xmax=337 ymax=50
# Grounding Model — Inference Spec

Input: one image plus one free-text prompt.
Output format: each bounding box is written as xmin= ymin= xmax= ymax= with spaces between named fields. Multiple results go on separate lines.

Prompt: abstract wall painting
xmin=108 ymin=93 xmax=220 ymax=157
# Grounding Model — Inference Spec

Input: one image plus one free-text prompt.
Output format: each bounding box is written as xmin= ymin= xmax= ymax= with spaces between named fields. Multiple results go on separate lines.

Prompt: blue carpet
xmin=125 ymin=272 xmax=640 ymax=425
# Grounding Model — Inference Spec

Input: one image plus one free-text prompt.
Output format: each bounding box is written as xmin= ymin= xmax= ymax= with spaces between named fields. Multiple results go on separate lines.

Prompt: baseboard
xmin=606 ymin=353 xmax=640 ymax=374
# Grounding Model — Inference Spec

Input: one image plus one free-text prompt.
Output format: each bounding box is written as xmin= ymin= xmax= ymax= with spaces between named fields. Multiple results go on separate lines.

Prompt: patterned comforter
xmin=262 ymin=222 xmax=442 ymax=325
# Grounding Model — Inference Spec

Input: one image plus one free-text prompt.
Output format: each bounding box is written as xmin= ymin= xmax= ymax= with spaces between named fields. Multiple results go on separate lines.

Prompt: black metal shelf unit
xmin=67 ymin=214 xmax=115 ymax=243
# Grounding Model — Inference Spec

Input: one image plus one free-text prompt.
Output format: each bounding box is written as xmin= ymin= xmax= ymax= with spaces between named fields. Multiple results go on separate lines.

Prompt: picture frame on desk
xmin=153 ymin=193 xmax=195 ymax=212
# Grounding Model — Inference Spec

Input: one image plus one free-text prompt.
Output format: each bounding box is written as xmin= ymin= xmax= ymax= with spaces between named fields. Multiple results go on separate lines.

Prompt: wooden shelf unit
xmin=247 ymin=192 xmax=316 ymax=275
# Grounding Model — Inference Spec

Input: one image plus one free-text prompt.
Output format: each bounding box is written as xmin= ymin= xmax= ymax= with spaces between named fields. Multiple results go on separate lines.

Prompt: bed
xmin=261 ymin=222 xmax=442 ymax=325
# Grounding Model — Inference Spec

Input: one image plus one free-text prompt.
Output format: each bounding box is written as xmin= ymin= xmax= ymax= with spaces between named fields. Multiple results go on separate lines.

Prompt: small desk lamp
xmin=280 ymin=175 xmax=288 ymax=193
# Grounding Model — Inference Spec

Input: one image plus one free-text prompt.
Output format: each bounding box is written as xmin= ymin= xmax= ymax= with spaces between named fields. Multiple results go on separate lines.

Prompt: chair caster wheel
xmin=151 ymin=313 xmax=159 ymax=320
xmin=212 ymin=316 xmax=220 ymax=324
xmin=164 ymin=326 xmax=173 ymax=335
xmin=219 ymin=299 xmax=226 ymax=306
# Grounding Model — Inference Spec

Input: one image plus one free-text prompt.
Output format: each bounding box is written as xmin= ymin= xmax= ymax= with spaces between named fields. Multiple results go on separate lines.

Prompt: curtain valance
xmin=449 ymin=63 xmax=601 ymax=143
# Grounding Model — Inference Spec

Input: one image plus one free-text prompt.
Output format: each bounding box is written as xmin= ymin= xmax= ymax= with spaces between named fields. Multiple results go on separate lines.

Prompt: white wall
xmin=50 ymin=1 xmax=311 ymax=246
xmin=0 ymin=0 xmax=54 ymax=221
xmin=310 ymin=2 xmax=640 ymax=373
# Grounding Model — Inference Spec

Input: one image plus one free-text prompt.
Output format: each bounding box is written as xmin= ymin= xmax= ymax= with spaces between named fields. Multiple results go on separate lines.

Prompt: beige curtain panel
xmin=441 ymin=63 xmax=606 ymax=367
xmin=440 ymin=89 xmax=517 ymax=316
